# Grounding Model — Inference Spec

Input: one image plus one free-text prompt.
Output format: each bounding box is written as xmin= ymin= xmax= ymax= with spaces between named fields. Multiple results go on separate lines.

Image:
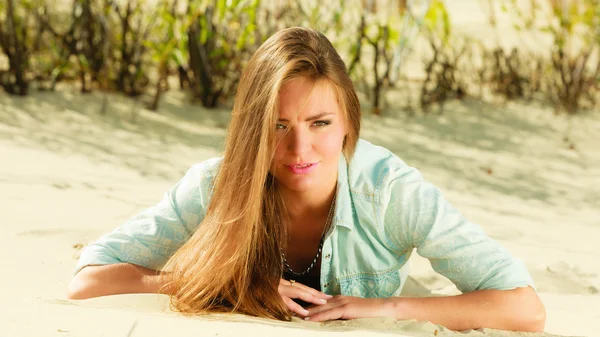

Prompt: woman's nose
xmin=287 ymin=126 xmax=311 ymax=155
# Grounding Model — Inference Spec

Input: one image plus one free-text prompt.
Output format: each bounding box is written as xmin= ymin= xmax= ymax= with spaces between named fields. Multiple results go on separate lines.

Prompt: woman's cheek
xmin=320 ymin=128 xmax=345 ymax=154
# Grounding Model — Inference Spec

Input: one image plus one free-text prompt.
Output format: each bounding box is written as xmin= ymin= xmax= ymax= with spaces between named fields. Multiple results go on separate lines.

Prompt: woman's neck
xmin=278 ymin=177 xmax=337 ymax=220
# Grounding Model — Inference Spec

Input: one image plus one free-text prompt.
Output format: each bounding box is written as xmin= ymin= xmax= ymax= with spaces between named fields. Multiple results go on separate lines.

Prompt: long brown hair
xmin=163 ymin=27 xmax=361 ymax=320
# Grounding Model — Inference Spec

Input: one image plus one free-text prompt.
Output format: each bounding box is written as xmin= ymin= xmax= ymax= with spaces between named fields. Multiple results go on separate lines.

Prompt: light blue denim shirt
xmin=75 ymin=139 xmax=535 ymax=297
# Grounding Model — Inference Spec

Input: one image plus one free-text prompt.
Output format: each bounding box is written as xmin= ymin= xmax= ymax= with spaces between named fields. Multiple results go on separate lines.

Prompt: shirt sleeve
xmin=381 ymin=158 xmax=536 ymax=293
xmin=74 ymin=159 xmax=219 ymax=274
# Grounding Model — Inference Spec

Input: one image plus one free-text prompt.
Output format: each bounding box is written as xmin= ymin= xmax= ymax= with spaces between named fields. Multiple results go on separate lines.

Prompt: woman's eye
xmin=313 ymin=120 xmax=331 ymax=127
xmin=275 ymin=123 xmax=287 ymax=130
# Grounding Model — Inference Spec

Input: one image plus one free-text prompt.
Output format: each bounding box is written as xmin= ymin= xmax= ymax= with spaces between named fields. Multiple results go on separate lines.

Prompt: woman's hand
xmin=278 ymin=278 xmax=332 ymax=317
xmin=304 ymin=295 xmax=394 ymax=322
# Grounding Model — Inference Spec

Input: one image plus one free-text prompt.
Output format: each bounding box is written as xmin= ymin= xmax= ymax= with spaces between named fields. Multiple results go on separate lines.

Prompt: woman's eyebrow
xmin=278 ymin=112 xmax=334 ymax=122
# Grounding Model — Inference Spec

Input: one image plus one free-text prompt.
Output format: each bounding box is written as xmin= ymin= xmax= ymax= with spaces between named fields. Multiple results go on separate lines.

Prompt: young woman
xmin=67 ymin=27 xmax=546 ymax=332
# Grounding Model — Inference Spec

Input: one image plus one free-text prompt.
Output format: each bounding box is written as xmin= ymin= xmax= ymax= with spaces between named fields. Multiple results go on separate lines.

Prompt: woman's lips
xmin=285 ymin=162 xmax=319 ymax=174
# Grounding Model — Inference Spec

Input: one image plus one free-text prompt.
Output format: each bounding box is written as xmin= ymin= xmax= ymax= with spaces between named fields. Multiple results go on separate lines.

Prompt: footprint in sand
xmin=51 ymin=182 xmax=72 ymax=190
xmin=533 ymin=261 xmax=599 ymax=295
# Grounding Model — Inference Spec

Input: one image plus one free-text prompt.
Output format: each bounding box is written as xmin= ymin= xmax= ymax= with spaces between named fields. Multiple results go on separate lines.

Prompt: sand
xmin=1 ymin=0 xmax=599 ymax=336
xmin=2 ymin=81 xmax=598 ymax=337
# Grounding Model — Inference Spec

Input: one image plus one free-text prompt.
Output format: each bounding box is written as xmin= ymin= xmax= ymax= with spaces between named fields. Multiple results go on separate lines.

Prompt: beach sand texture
xmin=1 ymin=1 xmax=599 ymax=336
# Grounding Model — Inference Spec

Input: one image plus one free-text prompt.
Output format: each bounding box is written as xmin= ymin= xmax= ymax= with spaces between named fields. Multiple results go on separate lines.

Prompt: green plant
xmin=0 ymin=0 xmax=38 ymax=95
xmin=546 ymin=0 xmax=599 ymax=113
xmin=40 ymin=0 xmax=112 ymax=92
xmin=108 ymin=0 xmax=153 ymax=97
xmin=419 ymin=0 xmax=468 ymax=113
xmin=503 ymin=0 xmax=600 ymax=114
xmin=145 ymin=0 xmax=183 ymax=110
xmin=180 ymin=0 xmax=262 ymax=108
xmin=345 ymin=0 xmax=418 ymax=115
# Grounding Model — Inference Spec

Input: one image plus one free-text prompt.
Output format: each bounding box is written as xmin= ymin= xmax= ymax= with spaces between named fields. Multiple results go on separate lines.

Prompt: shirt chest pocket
xmin=338 ymin=269 xmax=402 ymax=298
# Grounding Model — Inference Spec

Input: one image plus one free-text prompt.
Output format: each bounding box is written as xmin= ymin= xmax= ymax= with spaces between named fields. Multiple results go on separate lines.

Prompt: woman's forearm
xmin=387 ymin=286 xmax=546 ymax=332
xmin=67 ymin=263 xmax=171 ymax=299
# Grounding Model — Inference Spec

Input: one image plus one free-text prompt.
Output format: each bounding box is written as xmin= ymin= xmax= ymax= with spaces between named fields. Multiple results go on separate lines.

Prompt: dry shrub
xmin=420 ymin=36 xmax=468 ymax=113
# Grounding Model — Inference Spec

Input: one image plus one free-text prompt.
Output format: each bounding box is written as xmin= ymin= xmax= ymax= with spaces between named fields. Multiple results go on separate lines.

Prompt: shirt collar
xmin=334 ymin=154 xmax=355 ymax=231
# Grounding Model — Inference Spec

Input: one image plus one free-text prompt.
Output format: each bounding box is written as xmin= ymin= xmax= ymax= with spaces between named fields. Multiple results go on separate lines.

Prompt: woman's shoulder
xmin=187 ymin=156 xmax=223 ymax=177
xmin=347 ymin=139 xmax=424 ymax=196
xmin=179 ymin=156 xmax=223 ymax=192
xmin=349 ymin=139 xmax=410 ymax=178
xmin=352 ymin=139 xmax=402 ymax=162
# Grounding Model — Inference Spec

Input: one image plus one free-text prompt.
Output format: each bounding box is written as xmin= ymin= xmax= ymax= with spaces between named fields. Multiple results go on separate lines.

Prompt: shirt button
xmin=325 ymin=254 xmax=331 ymax=259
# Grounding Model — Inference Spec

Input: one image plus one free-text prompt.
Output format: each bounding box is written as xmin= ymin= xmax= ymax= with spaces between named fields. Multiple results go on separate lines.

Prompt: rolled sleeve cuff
xmin=475 ymin=258 xmax=537 ymax=292
xmin=74 ymin=244 xmax=122 ymax=275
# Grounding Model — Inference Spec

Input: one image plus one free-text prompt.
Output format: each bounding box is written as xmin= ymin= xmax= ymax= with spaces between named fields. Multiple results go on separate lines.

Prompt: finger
xmin=305 ymin=295 xmax=344 ymax=309
xmin=283 ymin=287 xmax=329 ymax=306
xmin=282 ymin=296 xmax=309 ymax=317
xmin=306 ymin=306 xmax=344 ymax=322
xmin=294 ymin=282 xmax=333 ymax=299
xmin=306 ymin=301 xmax=337 ymax=317
xmin=282 ymin=280 xmax=332 ymax=300
xmin=306 ymin=296 xmax=349 ymax=317
xmin=279 ymin=281 xmax=327 ymax=304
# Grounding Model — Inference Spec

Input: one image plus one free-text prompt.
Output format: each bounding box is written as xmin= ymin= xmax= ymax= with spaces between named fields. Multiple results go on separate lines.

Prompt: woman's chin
xmin=277 ymin=177 xmax=320 ymax=193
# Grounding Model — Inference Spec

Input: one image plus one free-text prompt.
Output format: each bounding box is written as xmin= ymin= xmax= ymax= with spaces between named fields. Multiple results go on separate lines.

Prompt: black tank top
xmin=282 ymin=262 xmax=322 ymax=307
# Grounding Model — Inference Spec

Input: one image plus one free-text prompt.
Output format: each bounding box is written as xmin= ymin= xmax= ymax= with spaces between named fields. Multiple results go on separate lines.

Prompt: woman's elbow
xmin=66 ymin=286 xmax=87 ymax=300
xmin=525 ymin=302 xmax=546 ymax=332
xmin=67 ymin=274 xmax=95 ymax=300
xmin=513 ymin=287 xmax=546 ymax=332
xmin=67 ymin=267 xmax=103 ymax=300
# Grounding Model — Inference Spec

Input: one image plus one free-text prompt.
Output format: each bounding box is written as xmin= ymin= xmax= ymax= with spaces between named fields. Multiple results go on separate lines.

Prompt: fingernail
xmin=325 ymin=294 xmax=333 ymax=298
xmin=304 ymin=317 xmax=311 ymax=321
xmin=319 ymin=299 xmax=327 ymax=304
xmin=303 ymin=310 xmax=309 ymax=316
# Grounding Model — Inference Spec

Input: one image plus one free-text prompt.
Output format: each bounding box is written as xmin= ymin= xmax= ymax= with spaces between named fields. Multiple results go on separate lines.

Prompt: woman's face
xmin=271 ymin=77 xmax=347 ymax=193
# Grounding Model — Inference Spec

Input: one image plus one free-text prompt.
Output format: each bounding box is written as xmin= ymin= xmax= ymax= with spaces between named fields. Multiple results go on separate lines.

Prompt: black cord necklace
xmin=281 ymin=191 xmax=336 ymax=278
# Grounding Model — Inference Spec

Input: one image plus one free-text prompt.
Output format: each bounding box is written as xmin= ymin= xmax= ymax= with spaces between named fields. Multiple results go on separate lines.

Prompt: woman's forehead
xmin=278 ymin=78 xmax=340 ymax=119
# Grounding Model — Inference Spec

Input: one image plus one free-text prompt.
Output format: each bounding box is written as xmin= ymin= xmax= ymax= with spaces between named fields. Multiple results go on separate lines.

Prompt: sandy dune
xmin=1 ymin=0 xmax=599 ymax=336
xmin=1 ymin=80 xmax=598 ymax=336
